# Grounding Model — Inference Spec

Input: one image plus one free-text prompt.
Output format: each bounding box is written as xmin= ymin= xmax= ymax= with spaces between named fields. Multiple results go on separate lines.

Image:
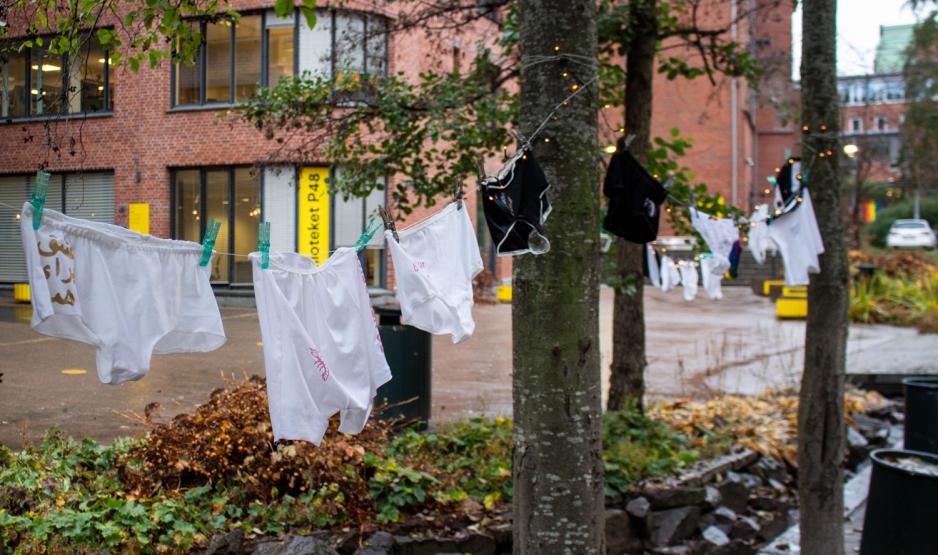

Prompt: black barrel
xmin=860 ymin=448 xmax=938 ymax=555
xmin=903 ymin=377 xmax=938 ymax=455
xmin=373 ymin=303 xmax=432 ymax=428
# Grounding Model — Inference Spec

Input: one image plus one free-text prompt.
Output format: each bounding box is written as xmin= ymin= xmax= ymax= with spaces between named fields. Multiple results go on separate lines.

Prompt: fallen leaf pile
xmin=649 ymin=388 xmax=890 ymax=468
xmin=849 ymin=250 xmax=938 ymax=277
xmin=119 ymin=375 xmax=393 ymax=524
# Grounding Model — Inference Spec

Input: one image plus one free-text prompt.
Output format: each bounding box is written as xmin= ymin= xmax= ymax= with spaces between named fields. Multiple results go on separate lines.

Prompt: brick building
xmin=0 ymin=0 xmax=798 ymax=288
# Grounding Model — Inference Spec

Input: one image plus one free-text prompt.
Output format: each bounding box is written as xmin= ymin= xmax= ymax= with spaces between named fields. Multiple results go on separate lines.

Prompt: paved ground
xmin=2 ymin=286 xmax=937 ymax=449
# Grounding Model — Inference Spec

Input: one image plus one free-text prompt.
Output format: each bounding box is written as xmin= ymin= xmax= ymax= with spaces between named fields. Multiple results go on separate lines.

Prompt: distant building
xmin=837 ymin=23 xmax=915 ymax=184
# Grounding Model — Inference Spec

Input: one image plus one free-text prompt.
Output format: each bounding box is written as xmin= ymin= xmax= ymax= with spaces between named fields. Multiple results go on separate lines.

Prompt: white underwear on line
xmin=250 ymin=248 xmax=391 ymax=445
xmin=386 ymin=202 xmax=484 ymax=344
xmin=20 ymin=202 xmax=226 ymax=385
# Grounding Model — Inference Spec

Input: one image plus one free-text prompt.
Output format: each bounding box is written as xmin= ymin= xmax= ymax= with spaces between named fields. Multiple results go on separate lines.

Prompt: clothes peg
xmin=454 ymin=182 xmax=465 ymax=210
xmin=199 ymin=218 xmax=221 ymax=267
xmin=354 ymin=212 xmax=381 ymax=252
xmin=380 ymin=205 xmax=399 ymax=243
xmin=258 ymin=221 xmax=271 ymax=269
xmin=662 ymin=175 xmax=676 ymax=191
xmin=30 ymin=171 xmax=50 ymax=231
xmin=623 ymin=134 xmax=637 ymax=149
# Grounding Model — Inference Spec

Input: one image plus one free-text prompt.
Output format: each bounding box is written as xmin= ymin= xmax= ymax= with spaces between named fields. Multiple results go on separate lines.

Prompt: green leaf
xmin=299 ymin=7 xmax=317 ymax=31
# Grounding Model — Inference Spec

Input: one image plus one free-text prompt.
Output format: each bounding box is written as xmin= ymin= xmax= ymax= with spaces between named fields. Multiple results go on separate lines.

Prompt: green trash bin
xmin=373 ymin=303 xmax=432 ymax=428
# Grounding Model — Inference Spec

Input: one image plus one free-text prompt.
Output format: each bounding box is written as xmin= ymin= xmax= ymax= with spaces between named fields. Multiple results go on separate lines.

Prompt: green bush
xmin=865 ymin=196 xmax=938 ymax=248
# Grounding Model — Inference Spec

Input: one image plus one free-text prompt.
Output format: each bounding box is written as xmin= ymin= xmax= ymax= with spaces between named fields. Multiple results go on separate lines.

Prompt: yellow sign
xmin=298 ymin=167 xmax=330 ymax=264
xmin=128 ymin=203 xmax=150 ymax=235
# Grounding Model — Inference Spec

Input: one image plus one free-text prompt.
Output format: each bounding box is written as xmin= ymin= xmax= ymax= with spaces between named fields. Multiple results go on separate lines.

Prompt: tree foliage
xmin=902 ymin=10 xmax=938 ymax=195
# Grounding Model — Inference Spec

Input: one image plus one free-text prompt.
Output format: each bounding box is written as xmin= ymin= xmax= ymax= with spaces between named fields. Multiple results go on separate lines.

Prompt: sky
xmin=791 ymin=0 xmax=928 ymax=77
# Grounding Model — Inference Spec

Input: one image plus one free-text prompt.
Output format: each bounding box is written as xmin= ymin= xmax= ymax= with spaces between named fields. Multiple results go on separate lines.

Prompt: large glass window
xmin=173 ymin=15 xmax=266 ymax=106
xmin=1 ymin=34 xmax=111 ymax=119
xmin=172 ymin=167 xmax=260 ymax=285
xmin=266 ymin=13 xmax=295 ymax=85
xmin=205 ymin=21 xmax=232 ymax=103
xmin=332 ymin=168 xmax=386 ymax=287
xmin=172 ymin=9 xmax=389 ymax=107
xmin=2 ymin=51 xmax=27 ymax=117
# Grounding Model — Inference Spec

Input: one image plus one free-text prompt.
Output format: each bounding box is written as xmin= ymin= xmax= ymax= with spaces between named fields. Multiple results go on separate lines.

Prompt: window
xmin=172 ymin=14 xmax=270 ymax=106
xmin=332 ymin=167 xmax=386 ymax=287
xmin=876 ymin=116 xmax=888 ymax=131
xmin=173 ymin=9 xmax=389 ymax=107
xmin=297 ymin=9 xmax=388 ymax=96
xmin=851 ymin=117 xmax=862 ymax=132
xmin=1 ymin=34 xmax=111 ymax=119
xmin=172 ymin=167 xmax=261 ymax=284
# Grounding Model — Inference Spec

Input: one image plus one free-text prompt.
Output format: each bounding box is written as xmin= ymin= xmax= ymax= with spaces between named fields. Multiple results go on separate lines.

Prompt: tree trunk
xmin=513 ymin=1 xmax=604 ymax=553
xmin=607 ymin=0 xmax=657 ymax=413
xmin=798 ymin=1 xmax=847 ymax=554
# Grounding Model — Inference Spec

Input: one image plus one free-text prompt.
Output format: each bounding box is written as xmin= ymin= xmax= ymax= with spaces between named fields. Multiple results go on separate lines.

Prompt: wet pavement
xmin=2 ymin=286 xmax=937 ymax=449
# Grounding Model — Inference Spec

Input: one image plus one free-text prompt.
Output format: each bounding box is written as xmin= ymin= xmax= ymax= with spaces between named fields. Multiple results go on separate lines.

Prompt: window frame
xmin=169 ymin=165 xmax=263 ymax=286
xmin=1 ymin=32 xmax=112 ymax=121
xmin=170 ymin=8 xmax=389 ymax=109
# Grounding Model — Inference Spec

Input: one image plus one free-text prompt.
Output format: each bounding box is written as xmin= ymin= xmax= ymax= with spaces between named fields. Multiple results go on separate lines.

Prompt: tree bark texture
xmin=798 ymin=1 xmax=847 ymax=554
xmin=607 ymin=0 xmax=658 ymax=412
xmin=513 ymin=1 xmax=604 ymax=553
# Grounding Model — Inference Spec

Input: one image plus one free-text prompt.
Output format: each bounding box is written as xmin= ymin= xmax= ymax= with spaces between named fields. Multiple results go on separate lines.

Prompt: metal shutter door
xmin=64 ymin=172 xmax=114 ymax=223
xmin=0 ymin=174 xmax=63 ymax=283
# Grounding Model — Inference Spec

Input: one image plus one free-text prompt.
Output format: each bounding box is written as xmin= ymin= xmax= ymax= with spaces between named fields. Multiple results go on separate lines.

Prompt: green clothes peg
xmin=199 ymin=218 xmax=221 ymax=267
xmin=353 ymin=213 xmax=381 ymax=252
xmin=31 ymin=171 xmax=50 ymax=231
xmin=258 ymin=221 xmax=271 ymax=269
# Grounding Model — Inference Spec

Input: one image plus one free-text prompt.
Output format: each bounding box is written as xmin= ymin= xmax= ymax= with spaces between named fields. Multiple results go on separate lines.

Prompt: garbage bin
xmin=904 ymin=377 xmax=938 ymax=455
xmin=372 ymin=302 xmax=432 ymax=428
xmin=860 ymin=448 xmax=938 ymax=555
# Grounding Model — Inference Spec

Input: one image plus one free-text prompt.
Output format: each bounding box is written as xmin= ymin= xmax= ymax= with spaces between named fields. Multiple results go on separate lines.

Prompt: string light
xmin=797 ymin=196 xmax=804 ymax=203
xmin=820 ymin=124 xmax=828 ymax=131
xmin=570 ymin=84 xmax=579 ymax=92
xmin=802 ymin=125 xmax=809 ymax=132
xmin=553 ymin=45 xmax=561 ymax=52
xmin=544 ymin=137 xmax=551 ymax=143
xmin=661 ymin=247 xmax=668 ymax=253
xmin=562 ymin=71 xmax=569 ymax=78
xmin=774 ymin=167 xmax=781 ymax=173
xmin=604 ymin=144 xmax=617 ymax=154
xmin=763 ymin=188 xmax=771 ymax=195
xmin=618 ymin=127 xmax=625 ymax=133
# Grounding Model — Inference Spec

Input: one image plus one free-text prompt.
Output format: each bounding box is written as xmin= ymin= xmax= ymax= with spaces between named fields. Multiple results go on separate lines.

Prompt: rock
xmin=748 ymin=496 xmax=791 ymax=513
xmin=726 ymin=471 xmax=762 ymax=490
xmin=487 ymin=523 xmax=512 ymax=550
xmin=846 ymin=426 xmax=872 ymax=467
xmin=643 ymin=486 xmax=707 ymax=509
xmin=716 ymin=478 xmax=749 ymax=514
xmin=767 ymin=478 xmax=788 ymax=493
xmin=746 ymin=457 xmax=788 ymax=485
xmin=712 ymin=506 xmax=738 ymax=525
xmin=352 ymin=532 xmax=395 ymax=555
xmin=757 ymin=512 xmax=790 ymax=541
xmin=393 ymin=534 xmax=496 ymax=555
xmin=626 ymin=496 xmax=651 ymax=519
xmin=647 ymin=547 xmax=690 ymax=555
xmin=204 ymin=529 xmax=245 ymax=555
xmin=251 ymin=537 xmax=338 ymax=555
xmin=702 ymin=525 xmax=731 ymax=547
xmin=626 ymin=496 xmax=653 ymax=532
xmin=728 ymin=516 xmax=760 ymax=541
xmin=651 ymin=506 xmax=701 ymax=546
xmin=703 ymin=486 xmax=722 ymax=510
xmin=605 ymin=509 xmax=641 ymax=555
xmin=709 ymin=539 xmax=756 ymax=555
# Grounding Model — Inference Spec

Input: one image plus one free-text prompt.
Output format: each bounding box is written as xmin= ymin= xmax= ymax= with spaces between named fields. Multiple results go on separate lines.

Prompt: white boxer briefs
xmin=20 ymin=202 xmax=226 ymax=385
xmin=386 ymin=202 xmax=484 ymax=343
xmin=678 ymin=261 xmax=699 ymax=301
xmin=767 ymin=190 xmax=825 ymax=286
xmin=250 ymin=248 xmax=391 ymax=445
xmin=700 ymin=256 xmax=724 ymax=300
xmin=660 ymin=255 xmax=681 ymax=293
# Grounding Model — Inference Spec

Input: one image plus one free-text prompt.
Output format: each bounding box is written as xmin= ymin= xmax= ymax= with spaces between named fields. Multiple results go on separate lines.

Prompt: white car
xmin=886 ymin=219 xmax=938 ymax=249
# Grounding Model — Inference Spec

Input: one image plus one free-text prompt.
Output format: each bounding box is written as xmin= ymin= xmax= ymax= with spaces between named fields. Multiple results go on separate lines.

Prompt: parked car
xmin=886 ymin=219 xmax=938 ymax=249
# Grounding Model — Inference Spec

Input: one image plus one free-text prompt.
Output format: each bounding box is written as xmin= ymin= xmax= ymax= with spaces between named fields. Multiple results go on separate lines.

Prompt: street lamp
xmin=844 ymin=143 xmax=859 ymax=158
